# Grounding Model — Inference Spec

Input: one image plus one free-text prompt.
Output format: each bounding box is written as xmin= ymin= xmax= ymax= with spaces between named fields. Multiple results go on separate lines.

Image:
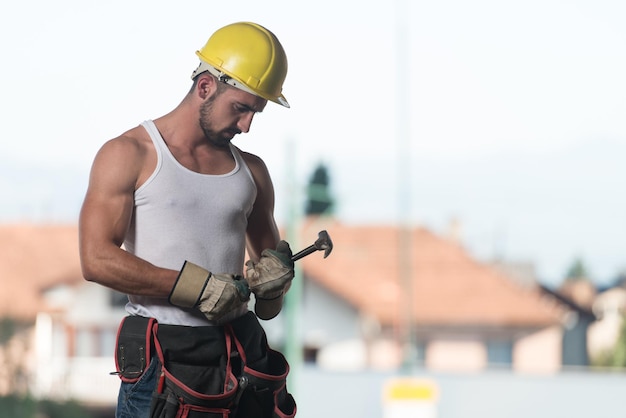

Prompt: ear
xmin=196 ymin=74 xmax=217 ymax=100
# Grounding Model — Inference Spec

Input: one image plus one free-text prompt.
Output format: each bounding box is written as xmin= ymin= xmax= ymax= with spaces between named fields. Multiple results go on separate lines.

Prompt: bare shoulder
xmin=237 ymin=148 xmax=270 ymax=179
xmin=90 ymin=125 xmax=156 ymax=189
xmin=96 ymin=125 xmax=150 ymax=161
xmin=236 ymin=147 xmax=275 ymax=198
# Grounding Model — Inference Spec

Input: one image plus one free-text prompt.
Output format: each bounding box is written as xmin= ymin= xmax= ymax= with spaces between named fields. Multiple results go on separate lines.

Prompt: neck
xmin=153 ymin=100 xmax=205 ymax=148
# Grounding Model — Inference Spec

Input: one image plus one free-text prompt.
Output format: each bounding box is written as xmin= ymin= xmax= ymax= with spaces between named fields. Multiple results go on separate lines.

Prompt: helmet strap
xmin=191 ymin=61 xmax=258 ymax=98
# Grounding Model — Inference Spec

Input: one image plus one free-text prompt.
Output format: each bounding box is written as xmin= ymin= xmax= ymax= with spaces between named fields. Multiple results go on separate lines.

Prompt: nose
xmin=237 ymin=112 xmax=255 ymax=133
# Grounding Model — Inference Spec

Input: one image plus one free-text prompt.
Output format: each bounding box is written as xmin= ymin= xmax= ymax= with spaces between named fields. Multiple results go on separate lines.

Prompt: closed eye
xmin=235 ymin=102 xmax=262 ymax=115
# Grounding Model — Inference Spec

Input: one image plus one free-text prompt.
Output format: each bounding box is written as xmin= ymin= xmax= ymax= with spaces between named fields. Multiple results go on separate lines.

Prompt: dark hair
xmin=189 ymin=72 xmax=229 ymax=96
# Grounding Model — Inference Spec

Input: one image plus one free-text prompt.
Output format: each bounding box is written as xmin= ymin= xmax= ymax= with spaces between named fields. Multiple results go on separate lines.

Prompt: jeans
xmin=115 ymin=358 xmax=160 ymax=418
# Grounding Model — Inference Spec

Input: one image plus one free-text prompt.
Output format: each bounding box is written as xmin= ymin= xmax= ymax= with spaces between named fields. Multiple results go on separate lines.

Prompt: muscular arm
xmin=79 ymin=134 xmax=178 ymax=296
xmin=242 ymin=151 xmax=281 ymax=261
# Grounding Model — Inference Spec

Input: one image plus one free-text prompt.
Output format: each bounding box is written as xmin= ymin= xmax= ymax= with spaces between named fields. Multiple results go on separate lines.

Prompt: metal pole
xmin=283 ymin=138 xmax=303 ymax=392
xmin=395 ymin=0 xmax=416 ymax=372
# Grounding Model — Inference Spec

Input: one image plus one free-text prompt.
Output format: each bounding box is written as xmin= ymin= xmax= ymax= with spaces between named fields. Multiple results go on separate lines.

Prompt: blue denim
xmin=115 ymin=358 xmax=160 ymax=418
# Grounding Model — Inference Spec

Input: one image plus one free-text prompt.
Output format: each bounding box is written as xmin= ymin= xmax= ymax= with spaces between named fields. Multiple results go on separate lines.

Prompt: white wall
xmin=514 ymin=326 xmax=562 ymax=374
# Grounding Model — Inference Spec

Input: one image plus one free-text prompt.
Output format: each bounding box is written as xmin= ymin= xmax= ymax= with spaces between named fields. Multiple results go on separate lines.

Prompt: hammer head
xmin=315 ymin=230 xmax=333 ymax=258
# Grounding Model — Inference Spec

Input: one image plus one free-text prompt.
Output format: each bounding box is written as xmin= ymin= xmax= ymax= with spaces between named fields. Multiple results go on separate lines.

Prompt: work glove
xmin=169 ymin=261 xmax=251 ymax=323
xmin=245 ymin=240 xmax=295 ymax=320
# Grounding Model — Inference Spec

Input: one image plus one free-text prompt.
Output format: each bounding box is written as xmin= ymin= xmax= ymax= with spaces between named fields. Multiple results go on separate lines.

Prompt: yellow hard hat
xmin=192 ymin=22 xmax=289 ymax=108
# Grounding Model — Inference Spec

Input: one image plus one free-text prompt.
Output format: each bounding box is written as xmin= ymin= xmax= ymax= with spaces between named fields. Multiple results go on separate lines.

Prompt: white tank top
xmin=123 ymin=120 xmax=257 ymax=325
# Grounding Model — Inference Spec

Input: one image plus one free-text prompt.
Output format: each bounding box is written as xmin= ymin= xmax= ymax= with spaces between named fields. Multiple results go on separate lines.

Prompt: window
xmin=414 ymin=341 xmax=426 ymax=366
xmin=487 ymin=340 xmax=512 ymax=369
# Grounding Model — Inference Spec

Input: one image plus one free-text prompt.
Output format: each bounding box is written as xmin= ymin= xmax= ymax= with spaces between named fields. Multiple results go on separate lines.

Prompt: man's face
xmin=199 ymin=84 xmax=268 ymax=148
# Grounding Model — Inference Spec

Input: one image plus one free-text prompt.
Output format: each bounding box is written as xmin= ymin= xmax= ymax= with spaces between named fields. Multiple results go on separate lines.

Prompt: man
xmin=79 ymin=22 xmax=296 ymax=418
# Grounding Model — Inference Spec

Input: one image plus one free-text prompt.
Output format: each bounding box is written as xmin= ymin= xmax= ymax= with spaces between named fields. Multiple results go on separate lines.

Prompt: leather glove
xmin=245 ymin=240 xmax=295 ymax=320
xmin=169 ymin=261 xmax=250 ymax=322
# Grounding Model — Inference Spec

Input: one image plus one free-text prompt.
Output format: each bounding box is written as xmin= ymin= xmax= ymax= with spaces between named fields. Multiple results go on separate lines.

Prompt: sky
xmin=1 ymin=0 xmax=625 ymax=287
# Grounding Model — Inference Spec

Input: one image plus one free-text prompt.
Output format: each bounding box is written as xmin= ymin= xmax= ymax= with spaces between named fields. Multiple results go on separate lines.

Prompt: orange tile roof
xmin=0 ymin=222 xmax=565 ymax=329
xmin=299 ymin=220 xmax=565 ymax=328
xmin=0 ymin=224 xmax=82 ymax=320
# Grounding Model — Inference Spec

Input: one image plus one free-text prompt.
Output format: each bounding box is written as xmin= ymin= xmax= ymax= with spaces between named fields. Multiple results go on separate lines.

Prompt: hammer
xmin=291 ymin=230 xmax=333 ymax=262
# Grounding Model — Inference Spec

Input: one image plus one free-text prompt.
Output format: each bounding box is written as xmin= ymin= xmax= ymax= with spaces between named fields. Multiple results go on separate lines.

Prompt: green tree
xmin=611 ymin=319 xmax=626 ymax=367
xmin=592 ymin=318 xmax=626 ymax=368
xmin=0 ymin=317 xmax=16 ymax=345
xmin=0 ymin=396 xmax=92 ymax=418
xmin=0 ymin=395 xmax=37 ymax=417
xmin=565 ymin=257 xmax=590 ymax=281
xmin=304 ymin=163 xmax=335 ymax=216
xmin=38 ymin=398 xmax=92 ymax=418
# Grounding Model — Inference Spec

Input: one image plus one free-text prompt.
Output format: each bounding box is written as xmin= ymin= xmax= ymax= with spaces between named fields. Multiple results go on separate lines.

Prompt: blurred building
xmin=267 ymin=219 xmax=597 ymax=373
xmin=0 ymin=222 xmax=614 ymax=411
xmin=0 ymin=224 xmax=122 ymax=409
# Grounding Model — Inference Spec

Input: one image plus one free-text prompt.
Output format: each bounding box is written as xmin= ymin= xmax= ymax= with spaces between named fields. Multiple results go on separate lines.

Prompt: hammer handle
xmin=291 ymin=245 xmax=317 ymax=262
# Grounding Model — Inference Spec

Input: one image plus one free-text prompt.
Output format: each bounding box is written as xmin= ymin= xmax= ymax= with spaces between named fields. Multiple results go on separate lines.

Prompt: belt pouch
xmin=113 ymin=315 xmax=157 ymax=383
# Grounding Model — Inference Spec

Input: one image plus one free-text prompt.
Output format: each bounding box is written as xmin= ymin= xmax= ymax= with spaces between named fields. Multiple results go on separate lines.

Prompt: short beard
xmin=198 ymin=83 xmax=234 ymax=149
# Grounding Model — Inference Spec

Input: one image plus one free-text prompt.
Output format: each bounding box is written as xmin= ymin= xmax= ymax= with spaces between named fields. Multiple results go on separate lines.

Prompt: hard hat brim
xmin=192 ymin=59 xmax=289 ymax=108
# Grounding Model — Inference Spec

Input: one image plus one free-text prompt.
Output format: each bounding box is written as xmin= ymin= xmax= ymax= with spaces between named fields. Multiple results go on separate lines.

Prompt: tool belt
xmin=112 ymin=312 xmax=296 ymax=418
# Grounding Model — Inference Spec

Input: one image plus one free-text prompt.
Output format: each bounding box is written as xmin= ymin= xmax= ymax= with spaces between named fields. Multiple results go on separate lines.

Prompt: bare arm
xmin=79 ymin=134 xmax=178 ymax=296
xmin=242 ymin=151 xmax=281 ymax=261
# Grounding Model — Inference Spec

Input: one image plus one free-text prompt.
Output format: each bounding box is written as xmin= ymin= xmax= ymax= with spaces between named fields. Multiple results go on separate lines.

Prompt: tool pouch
xmin=147 ymin=312 xmax=296 ymax=418
xmin=112 ymin=315 xmax=157 ymax=383
xmin=228 ymin=313 xmax=297 ymax=418
xmin=150 ymin=323 xmax=240 ymax=418
xmin=230 ymin=349 xmax=296 ymax=418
